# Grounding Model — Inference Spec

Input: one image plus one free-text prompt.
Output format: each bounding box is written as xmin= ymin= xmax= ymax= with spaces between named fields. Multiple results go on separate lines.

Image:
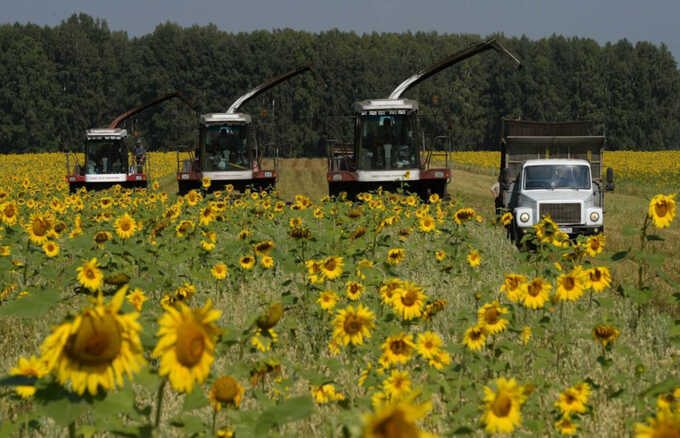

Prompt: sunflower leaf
xmin=183 ymin=385 xmax=209 ymax=411
xmin=254 ymin=396 xmax=314 ymax=436
xmin=639 ymin=378 xmax=680 ymax=398
xmin=0 ymin=288 xmax=60 ymax=318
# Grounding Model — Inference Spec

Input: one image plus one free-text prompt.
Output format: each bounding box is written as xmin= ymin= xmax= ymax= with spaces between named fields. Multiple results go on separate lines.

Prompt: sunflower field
xmin=0 ymin=152 xmax=679 ymax=437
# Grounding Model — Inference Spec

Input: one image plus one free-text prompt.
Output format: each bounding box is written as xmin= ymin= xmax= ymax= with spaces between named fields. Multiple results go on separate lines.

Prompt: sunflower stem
xmin=211 ymin=409 xmax=217 ymax=435
xmin=154 ymin=378 xmax=167 ymax=429
xmin=68 ymin=421 xmax=76 ymax=438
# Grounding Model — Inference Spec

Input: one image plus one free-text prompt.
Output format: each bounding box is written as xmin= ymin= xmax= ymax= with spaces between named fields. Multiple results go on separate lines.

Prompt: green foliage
xmin=1 ymin=16 xmax=680 ymax=154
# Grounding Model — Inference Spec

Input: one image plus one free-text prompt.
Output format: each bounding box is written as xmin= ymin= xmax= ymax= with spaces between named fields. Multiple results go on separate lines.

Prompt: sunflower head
xmin=40 ymin=286 xmax=144 ymax=395
xmin=648 ymin=193 xmax=677 ymax=228
xmin=210 ymin=376 xmax=244 ymax=410
xmin=256 ymin=303 xmax=283 ymax=330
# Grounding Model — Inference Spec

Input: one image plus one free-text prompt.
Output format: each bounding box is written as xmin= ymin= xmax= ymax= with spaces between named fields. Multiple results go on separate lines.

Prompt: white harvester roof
xmin=86 ymin=128 xmax=127 ymax=140
xmin=354 ymin=98 xmax=419 ymax=113
xmin=200 ymin=113 xmax=252 ymax=125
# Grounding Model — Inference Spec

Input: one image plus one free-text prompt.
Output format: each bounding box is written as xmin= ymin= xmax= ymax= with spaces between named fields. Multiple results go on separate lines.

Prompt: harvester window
xmin=357 ymin=114 xmax=417 ymax=170
xmin=85 ymin=140 xmax=128 ymax=174
xmin=204 ymin=125 xmax=250 ymax=171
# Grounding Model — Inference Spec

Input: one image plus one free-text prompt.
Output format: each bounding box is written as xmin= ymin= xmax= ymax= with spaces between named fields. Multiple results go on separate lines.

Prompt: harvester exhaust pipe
xmin=388 ymin=39 xmax=521 ymax=100
xmin=227 ymin=64 xmax=312 ymax=114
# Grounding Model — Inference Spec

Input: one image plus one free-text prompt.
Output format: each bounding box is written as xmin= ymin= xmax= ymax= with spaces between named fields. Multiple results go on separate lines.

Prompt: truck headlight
xmin=589 ymin=211 xmax=600 ymax=222
xmin=434 ymin=171 xmax=444 ymax=178
xmin=264 ymin=171 xmax=272 ymax=178
xmin=519 ymin=212 xmax=530 ymax=223
xmin=332 ymin=173 xmax=343 ymax=181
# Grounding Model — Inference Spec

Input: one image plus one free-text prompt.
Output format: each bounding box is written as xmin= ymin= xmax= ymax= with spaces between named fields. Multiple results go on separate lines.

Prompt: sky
xmin=3 ymin=0 xmax=679 ymax=63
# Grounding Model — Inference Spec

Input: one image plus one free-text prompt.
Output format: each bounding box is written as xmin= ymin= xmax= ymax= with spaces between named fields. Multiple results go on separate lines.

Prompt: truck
xmin=497 ymin=119 xmax=615 ymax=242
xmin=176 ymin=65 xmax=311 ymax=194
xmin=66 ymin=91 xmax=196 ymax=193
xmin=327 ymin=39 xmax=521 ymax=200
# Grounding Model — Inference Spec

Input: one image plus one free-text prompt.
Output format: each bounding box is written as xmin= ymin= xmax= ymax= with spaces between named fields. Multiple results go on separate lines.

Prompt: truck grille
xmin=539 ymin=203 xmax=581 ymax=224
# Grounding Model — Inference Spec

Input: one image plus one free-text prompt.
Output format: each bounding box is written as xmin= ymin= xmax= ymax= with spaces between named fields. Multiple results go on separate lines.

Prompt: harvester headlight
xmin=590 ymin=211 xmax=600 ymax=222
xmin=434 ymin=171 xmax=444 ymax=178
xmin=332 ymin=173 xmax=343 ymax=181
xmin=136 ymin=176 xmax=142 ymax=181
xmin=181 ymin=174 xmax=189 ymax=180
xmin=519 ymin=212 xmax=530 ymax=223
xmin=264 ymin=171 xmax=273 ymax=178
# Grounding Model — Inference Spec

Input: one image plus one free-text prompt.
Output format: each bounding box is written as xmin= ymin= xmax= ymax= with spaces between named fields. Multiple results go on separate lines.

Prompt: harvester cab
xmin=327 ymin=39 xmax=521 ymax=200
xmin=66 ymin=91 xmax=196 ymax=193
xmin=177 ymin=65 xmax=312 ymax=194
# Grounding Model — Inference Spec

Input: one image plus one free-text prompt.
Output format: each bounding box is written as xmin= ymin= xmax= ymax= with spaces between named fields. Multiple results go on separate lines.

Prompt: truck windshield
xmin=203 ymin=125 xmax=250 ymax=171
xmin=356 ymin=113 xmax=417 ymax=170
xmin=85 ymin=140 xmax=128 ymax=174
xmin=524 ymin=165 xmax=591 ymax=190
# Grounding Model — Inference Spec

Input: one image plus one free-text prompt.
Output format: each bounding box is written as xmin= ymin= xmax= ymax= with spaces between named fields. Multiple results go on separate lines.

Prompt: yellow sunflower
xmin=260 ymin=255 xmax=274 ymax=268
xmin=332 ymin=304 xmax=375 ymax=346
xmin=635 ymin=409 xmax=680 ymax=438
xmin=454 ymin=208 xmax=476 ymax=225
xmin=584 ymin=266 xmax=611 ymax=292
xmin=211 ymin=262 xmax=228 ymax=280
xmin=382 ymin=369 xmax=412 ymax=399
xmin=239 ymin=255 xmax=255 ymax=270
xmin=555 ymin=388 xmax=587 ymax=415
xmin=76 ymin=257 xmax=104 ymax=292
xmin=387 ymin=248 xmax=405 ymax=265
xmin=0 ymin=201 xmax=19 ymax=225
xmin=346 ymin=281 xmax=365 ymax=301
xmin=10 ymin=355 xmax=46 ymax=398
xmin=481 ymin=376 xmax=528 ymax=434
xmin=467 ymin=250 xmax=481 ymax=267
xmin=585 ymin=234 xmax=605 ymax=257
xmin=463 ymin=325 xmax=488 ymax=351
xmin=380 ymin=333 xmax=415 ymax=366
xmin=311 ymin=384 xmax=344 ymax=403
xmin=520 ymin=277 xmax=552 ymax=309
xmin=126 ymin=288 xmax=148 ymax=312
xmin=39 ymin=286 xmax=145 ymax=395
xmin=520 ymin=326 xmax=532 ymax=345
xmin=478 ymin=301 xmax=509 ymax=334
xmin=555 ymin=415 xmax=577 ymax=435
xmin=593 ymin=324 xmax=619 ymax=347
xmin=201 ymin=176 xmax=211 ymax=189
xmin=175 ymin=220 xmax=194 ymax=237
xmin=391 ymin=281 xmax=427 ymax=320
xmin=254 ymin=240 xmax=275 ymax=256
xmin=209 ymin=375 xmax=244 ymax=410
xmin=42 ymin=240 xmax=60 ymax=257
xmin=321 ymin=256 xmax=344 ymax=280
xmin=434 ymin=250 xmax=446 ymax=262
xmin=151 ymin=299 xmax=222 ymax=393
xmin=500 ymin=212 xmax=513 ymax=226
xmin=416 ymin=331 xmax=443 ymax=360
xmin=361 ymin=397 xmax=436 ymax=438
xmin=555 ymin=267 xmax=586 ymax=301
xmin=317 ymin=290 xmax=338 ymax=312
xmin=500 ymin=273 xmax=526 ymax=303
xmin=419 ymin=215 xmax=436 ymax=232
xmin=113 ymin=213 xmax=137 ymax=239
xmin=93 ymin=230 xmax=112 ymax=248
xmin=26 ymin=212 xmax=54 ymax=244
xmin=648 ymin=193 xmax=676 ymax=228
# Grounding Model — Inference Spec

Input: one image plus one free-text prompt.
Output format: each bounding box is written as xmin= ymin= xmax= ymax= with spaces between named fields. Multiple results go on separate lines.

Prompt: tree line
xmin=1 ymin=13 xmax=679 ymax=156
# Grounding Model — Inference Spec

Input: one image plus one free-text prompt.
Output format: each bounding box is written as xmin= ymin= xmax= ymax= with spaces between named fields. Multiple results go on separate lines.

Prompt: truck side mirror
xmin=606 ymin=167 xmax=614 ymax=191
